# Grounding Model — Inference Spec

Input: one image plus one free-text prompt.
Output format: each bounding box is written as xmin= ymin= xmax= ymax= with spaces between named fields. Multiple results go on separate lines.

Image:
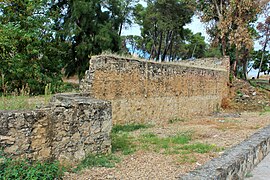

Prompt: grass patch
xmin=177 ymin=155 xmax=197 ymax=164
xmin=0 ymin=158 xmax=64 ymax=180
xmin=74 ymin=154 xmax=120 ymax=172
xmin=249 ymin=79 xmax=270 ymax=91
xmin=112 ymin=123 xmax=150 ymax=133
xmin=139 ymin=132 xmax=192 ymax=153
xmin=111 ymin=133 xmax=136 ymax=155
xmin=180 ymin=143 xmax=219 ymax=154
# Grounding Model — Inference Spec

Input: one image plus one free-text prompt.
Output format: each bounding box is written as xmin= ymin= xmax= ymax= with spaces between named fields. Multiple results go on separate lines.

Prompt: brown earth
xmin=64 ymin=79 xmax=270 ymax=180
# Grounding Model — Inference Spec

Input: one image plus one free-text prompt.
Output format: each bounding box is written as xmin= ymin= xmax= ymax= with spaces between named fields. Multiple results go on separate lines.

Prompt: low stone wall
xmin=0 ymin=94 xmax=112 ymax=163
xmin=80 ymin=55 xmax=230 ymax=124
xmin=179 ymin=125 xmax=270 ymax=179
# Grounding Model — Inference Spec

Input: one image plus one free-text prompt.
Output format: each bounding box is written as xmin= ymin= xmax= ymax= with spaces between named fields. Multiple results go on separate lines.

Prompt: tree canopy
xmin=0 ymin=0 xmax=269 ymax=94
xmin=0 ymin=0 xmax=63 ymax=94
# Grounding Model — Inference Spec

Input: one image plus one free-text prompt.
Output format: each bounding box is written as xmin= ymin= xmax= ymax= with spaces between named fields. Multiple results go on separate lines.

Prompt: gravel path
xmin=64 ymin=112 xmax=270 ymax=180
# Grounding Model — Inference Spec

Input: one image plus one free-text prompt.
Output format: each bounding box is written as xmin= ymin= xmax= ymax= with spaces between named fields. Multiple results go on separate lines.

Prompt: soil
xmin=64 ymin=79 xmax=270 ymax=180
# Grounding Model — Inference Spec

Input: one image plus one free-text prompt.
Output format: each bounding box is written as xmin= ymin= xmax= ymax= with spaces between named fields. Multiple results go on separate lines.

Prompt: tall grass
xmin=0 ymin=80 xmax=52 ymax=110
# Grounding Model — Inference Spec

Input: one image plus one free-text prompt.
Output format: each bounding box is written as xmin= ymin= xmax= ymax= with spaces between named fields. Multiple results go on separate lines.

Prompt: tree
xmin=116 ymin=0 xmax=139 ymax=36
xmin=134 ymin=0 xmax=195 ymax=61
xmin=0 ymin=0 xmax=64 ymax=94
xmin=256 ymin=6 xmax=270 ymax=78
xmin=50 ymin=0 xmax=133 ymax=79
xmin=252 ymin=50 xmax=270 ymax=75
xmin=184 ymin=32 xmax=207 ymax=59
xmin=197 ymin=0 xmax=268 ymax=79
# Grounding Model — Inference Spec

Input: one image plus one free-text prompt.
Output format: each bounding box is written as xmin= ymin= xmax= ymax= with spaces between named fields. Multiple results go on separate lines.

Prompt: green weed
xmin=74 ymin=154 xmax=120 ymax=172
xmin=112 ymin=123 xmax=150 ymax=133
xmin=139 ymin=132 xmax=192 ymax=153
xmin=236 ymin=90 xmax=243 ymax=97
xmin=0 ymin=158 xmax=64 ymax=180
xmin=111 ymin=133 xmax=136 ymax=155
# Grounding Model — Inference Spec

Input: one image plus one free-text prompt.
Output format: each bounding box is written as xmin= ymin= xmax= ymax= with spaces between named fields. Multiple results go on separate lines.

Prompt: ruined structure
xmin=0 ymin=94 xmax=111 ymax=163
xmin=80 ymin=55 xmax=230 ymax=124
xmin=0 ymin=55 xmax=230 ymax=162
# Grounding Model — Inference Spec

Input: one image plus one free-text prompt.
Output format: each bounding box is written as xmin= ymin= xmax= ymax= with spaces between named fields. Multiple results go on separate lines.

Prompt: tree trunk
xmin=257 ymin=37 xmax=268 ymax=79
xmin=221 ymin=36 xmax=226 ymax=56
xmin=157 ymin=31 xmax=163 ymax=61
xmin=233 ymin=49 xmax=238 ymax=77
xmin=118 ymin=22 xmax=123 ymax=36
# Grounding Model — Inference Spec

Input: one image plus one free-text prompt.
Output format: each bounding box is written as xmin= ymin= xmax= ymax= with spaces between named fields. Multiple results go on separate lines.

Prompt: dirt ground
xmin=64 ymin=79 xmax=270 ymax=180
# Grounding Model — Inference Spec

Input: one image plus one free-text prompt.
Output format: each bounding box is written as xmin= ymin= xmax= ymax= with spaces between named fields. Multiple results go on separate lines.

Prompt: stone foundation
xmin=0 ymin=94 xmax=112 ymax=163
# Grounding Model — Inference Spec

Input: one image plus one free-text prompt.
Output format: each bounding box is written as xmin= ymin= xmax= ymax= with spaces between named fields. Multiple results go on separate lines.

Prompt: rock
xmin=252 ymin=92 xmax=257 ymax=96
xmin=74 ymin=149 xmax=85 ymax=160
xmin=4 ymin=145 xmax=19 ymax=154
xmin=0 ymin=135 xmax=15 ymax=145
xmin=242 ymin=95 xmax=250 ymax=99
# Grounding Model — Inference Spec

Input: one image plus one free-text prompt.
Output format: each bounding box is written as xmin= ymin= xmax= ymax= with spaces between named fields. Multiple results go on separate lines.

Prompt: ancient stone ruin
xmin=0 ymin=55 xmax=229 ymax=163
xmin=80 ymin=55 xmax=230 ymax=124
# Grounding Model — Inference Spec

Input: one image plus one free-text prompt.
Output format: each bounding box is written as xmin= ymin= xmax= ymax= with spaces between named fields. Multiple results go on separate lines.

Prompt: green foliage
xmin=112 ymin=123 xmax=150 ymax=133
xmin=252 ymin=50 xmax=270 ymax=75
xmin=74 ymin=154 xmax=120 ymax=172
xmin=0 ymin=158 xmax=64 ymax=180
xmin=0 ymin=1 xmax=64 ymax=95
xmin=111 ymin=133 xmax=136 ymax=155
xmin=249 ymin=79 xmax=270 ymax=91
xmin=133 ymin=0 xmax=196 ymax=61
xmin=139 ymin=132 xmax=192 ymax=152
xmin=204 ymin=45 xmax=222 ymax=58
xmin=51 ymin=0 xmax=125 ymax=79
xmin=111 ymin=123 xmax=151 ymax=154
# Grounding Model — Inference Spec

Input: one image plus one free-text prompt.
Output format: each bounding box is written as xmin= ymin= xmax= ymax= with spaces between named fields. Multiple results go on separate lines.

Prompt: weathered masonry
xmin=80 ymin=55 xmax=230 ymax=125
xmin=0 ymin=94 xmax=111 ymax=163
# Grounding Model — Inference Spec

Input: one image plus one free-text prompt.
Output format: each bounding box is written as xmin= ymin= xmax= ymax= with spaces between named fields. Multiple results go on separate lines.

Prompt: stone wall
xmin=180 ymin=124 xmax=270 ymax=180
xmin=80 ymin=55 xmax=230 ymax=124
xmin=0 ymin=94 xmax=111 ymax=163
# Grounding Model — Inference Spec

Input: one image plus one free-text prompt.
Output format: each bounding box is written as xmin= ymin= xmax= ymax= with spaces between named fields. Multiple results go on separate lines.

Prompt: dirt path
xmin=64 ymin=111 xmax=270 ymax=180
